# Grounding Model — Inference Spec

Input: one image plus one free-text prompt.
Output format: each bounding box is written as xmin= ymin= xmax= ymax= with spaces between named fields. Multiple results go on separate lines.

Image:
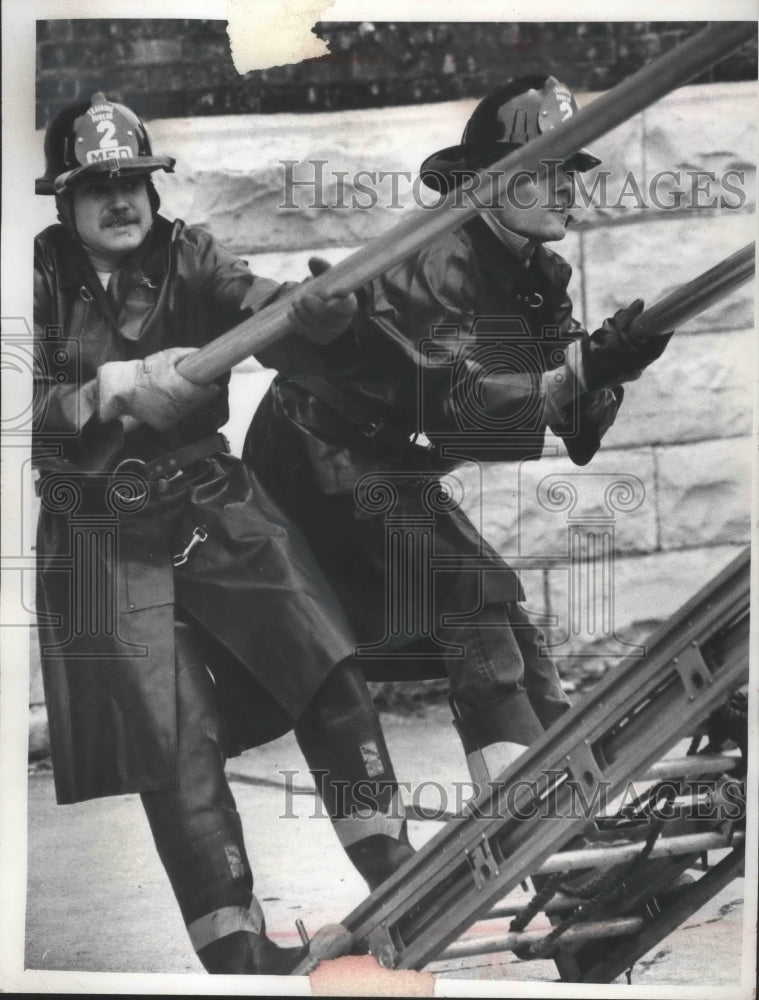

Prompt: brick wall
xmin=36 ymin=19 xmax=757 ymax=128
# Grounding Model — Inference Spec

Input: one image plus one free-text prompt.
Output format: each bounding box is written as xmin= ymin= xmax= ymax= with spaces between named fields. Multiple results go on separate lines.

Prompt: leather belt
xmin=287 ymin=374 xmax=424 ymax=456
xmin=113 ymin=433 xmax=229 ymax=494
xmin=34 ymin=434 xmax=230 ymax=505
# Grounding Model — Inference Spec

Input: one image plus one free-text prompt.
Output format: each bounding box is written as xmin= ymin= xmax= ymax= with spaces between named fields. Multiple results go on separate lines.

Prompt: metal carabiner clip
xmin=172 ymin=526 xmax=208 ymax=567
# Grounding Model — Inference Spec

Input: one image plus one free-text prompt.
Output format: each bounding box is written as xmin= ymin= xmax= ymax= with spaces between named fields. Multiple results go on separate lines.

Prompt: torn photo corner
xmin=2 ymin=1 xmax=757 ymax=997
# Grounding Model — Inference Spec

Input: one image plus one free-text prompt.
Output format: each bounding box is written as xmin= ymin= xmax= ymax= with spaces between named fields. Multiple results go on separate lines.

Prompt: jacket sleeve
xmin=356 ymin=234 xmax=481 ymax=437
xmin=181 ymin=226 xmax=281 ymax=333
xmin=364 ymin=234 xmax=478 ymax=360
xmin=189 ymin=228 xmax=358 ymax=376
xmin=548 ymin=288 xmax=624 ymax=466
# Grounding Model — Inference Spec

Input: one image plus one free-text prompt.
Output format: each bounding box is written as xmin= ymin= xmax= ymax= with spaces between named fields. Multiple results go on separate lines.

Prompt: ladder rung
xmin=488 ymin=892 xmax=587 ymax=919
xmin=437 ymin=916 xmax=645 ymax=962
xmin=538 ymin=830 xmax=743 ymax=874
xmin=327 ymin=548 xmax=750 ymax=976
xmin=642 ymin=754 xmax=739 ymax=780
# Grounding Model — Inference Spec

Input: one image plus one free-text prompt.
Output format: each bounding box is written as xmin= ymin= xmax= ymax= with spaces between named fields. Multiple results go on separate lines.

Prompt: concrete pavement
xmin=23 ymin=706 xmax=749 ymax=992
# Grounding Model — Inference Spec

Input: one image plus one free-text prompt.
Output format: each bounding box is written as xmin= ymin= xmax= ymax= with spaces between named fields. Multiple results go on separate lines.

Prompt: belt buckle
xmin=157 ymin=468 xmax=185 ymax=494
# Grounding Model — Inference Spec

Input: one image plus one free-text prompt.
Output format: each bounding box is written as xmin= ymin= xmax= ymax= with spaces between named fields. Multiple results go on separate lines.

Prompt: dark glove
xmin=287 ymin=256 xmax=357 ymax=346
xmin=97 ymin=347 xmax=218 ymax=431
xmin=552 ymin=386 xmax=624 ymax=466
xmin=581 ymin=299 xmax=673 ymax=392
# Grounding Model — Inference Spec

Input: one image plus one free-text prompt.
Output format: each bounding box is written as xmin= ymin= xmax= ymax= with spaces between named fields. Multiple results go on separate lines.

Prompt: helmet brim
xmin=420 ymin=140 xmax=601 ymax=193
xmin=36 ymin=155 xmax=176 ymax=195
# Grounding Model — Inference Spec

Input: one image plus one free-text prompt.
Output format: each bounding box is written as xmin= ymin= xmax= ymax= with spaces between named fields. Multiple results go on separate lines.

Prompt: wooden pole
xmin=178 ymin=21 xmax=755 ymax=384
xmin=631 ymin=242 xmax=755 ymax=339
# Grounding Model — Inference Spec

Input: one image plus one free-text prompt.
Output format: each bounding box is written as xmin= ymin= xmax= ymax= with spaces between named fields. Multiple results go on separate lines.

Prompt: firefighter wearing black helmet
xmin=244 ymin=77 xmax=673 ymax=785
xmin=32 ymin=93 xmax=414 ymax=975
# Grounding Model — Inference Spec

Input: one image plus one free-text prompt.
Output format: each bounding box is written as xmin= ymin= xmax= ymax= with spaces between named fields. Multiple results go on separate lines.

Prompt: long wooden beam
xmin=632 ymin=242 xmax=755 ymax=339
xmin=177 ymin=21 xmax=755 ymax=384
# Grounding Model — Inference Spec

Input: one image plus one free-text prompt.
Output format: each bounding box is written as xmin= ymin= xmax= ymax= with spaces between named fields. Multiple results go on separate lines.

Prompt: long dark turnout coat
xmin=34 ymin=215 xmax=354 ymax=804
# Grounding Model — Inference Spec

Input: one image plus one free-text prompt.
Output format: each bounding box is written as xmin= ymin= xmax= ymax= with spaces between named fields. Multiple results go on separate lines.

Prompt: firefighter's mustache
xmin=102 ymin=212 xmax=141 ymax=228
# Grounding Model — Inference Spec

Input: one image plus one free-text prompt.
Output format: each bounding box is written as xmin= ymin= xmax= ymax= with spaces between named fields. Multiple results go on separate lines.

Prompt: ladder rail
xmin=326 ymin=547 xmax=749 ymax=971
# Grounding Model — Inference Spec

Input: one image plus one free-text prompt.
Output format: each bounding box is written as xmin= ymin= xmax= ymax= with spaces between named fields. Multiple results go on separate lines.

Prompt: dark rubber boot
xmin=452 ymin=688 xmax=545 ymax=791
xmin=344 ymin=828 xmax=416 ymax=892
xmin=294 ymin=659 xmax=416 ymax=889
xmin=197 ymin=930 xmax=305 ymax=975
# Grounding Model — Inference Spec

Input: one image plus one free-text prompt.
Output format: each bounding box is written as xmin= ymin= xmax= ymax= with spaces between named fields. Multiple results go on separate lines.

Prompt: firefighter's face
xmin=72 ymin=176 xmax=152 ymax=266
xmin=489 ymin=160 xmax=575 ymax=242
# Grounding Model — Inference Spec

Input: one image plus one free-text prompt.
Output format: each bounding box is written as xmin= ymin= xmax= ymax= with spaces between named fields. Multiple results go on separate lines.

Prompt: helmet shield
xmin=421 ymin=76 xmax=601 ymax=193
xmin=36 ymin=92 xmax=175 ymax=195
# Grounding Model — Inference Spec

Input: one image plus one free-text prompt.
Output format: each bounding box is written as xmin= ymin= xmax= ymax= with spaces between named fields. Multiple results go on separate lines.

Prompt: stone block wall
xmin=29 ymin=80 xmax=756 ymax=735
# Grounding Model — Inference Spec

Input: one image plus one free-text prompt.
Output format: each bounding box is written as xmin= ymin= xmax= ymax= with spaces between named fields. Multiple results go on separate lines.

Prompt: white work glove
xmin=287 ymin=257 xmax=358 ymax=346
xmin=97 ymin=347 xmax=218 ymax=431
